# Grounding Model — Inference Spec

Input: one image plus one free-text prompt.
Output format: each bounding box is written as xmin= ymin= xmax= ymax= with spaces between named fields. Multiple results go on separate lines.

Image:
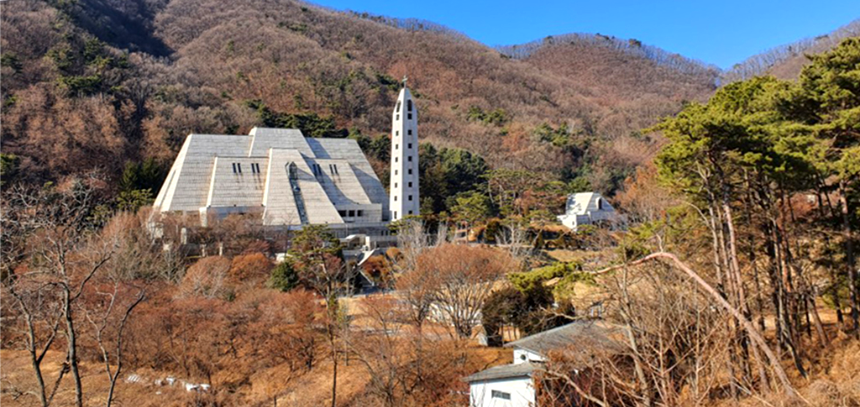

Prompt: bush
xmin=508 ymin=262 xmax=581 ymax=292
xmin=230 ymin=252 xmax=274 ymax=282
xmin=180 ymin=256 xmax=232 ymax=299
xmin=269 ymin=261 xmax=299 ymax=292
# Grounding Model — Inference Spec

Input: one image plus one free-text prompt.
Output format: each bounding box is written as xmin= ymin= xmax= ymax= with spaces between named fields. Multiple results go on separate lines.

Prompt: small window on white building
xmin=394 ymin=196 xmax=397 ymax=201
xmin=491 ymin=390 xmax=510 ymax=400
xmin=396 ymin=101 xmax=402 ymax=112
xmin=395 ymin=182 xmax=398 ymax=188
xmin=232 ymin=163 xmax=237 ymax=174
xmin=395 ymin=144 xmax=399 ymax=150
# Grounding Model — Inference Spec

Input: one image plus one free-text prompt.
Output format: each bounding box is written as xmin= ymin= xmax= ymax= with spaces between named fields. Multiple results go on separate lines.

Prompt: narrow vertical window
xmin=407 ymin=156 xmax=412 ymax=162
xmin=408 ymin=143 xmax=412 ymax=149
xmin=396 ymin=101 xmax=402 ymax=112
xmin=408 ymin=195 xmax=412 ymax=201
xmin=408 ymin=113 xmax=412 ymax=120
xmin=408 ymin=129 xmax=412 ymax=135
xmin=407 ymin=100 xmax=412 ymax=112
xmin=237 ymin=163 xmax=242 ymax=173
xmin=232 ymin=163 xmax=237 ymax=174
xmin=408 ymin=169 xmax=413 ymax=175
xmin=408 ymin=182 xmax=412 ymax=188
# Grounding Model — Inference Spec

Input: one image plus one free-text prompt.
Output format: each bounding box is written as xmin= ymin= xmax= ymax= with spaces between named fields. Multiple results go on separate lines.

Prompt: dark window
xmin=338 ymin=210 xmax=347 ymax=216
xmin=396 ymin=114 xmax=399 ymax=120
xmin=395 ymin=170 xmax=398 ymax=175
xmin=597 ymin=198 xmax=604 ymax=210
xmin=408 ymin=129 xmax=412 ymax=135
xmin=394 ymin=211 xmax=397 ymax=218
xmin=333 ymin=164 xmax=339 ymax=175
xmin=395 ymin=182 xmax=398 ymax=188
xmin=407 ymin=113 xmax=412 ymax=120
xmin=395 ymin=144 xmax=399 ymax=150
xmin=408 ymin=169 xmax=413 ymax=175
xmin=396 ymin=131 xmax=399 ymax=136
xmin=408 ymin=195 xmax=412 ymax=201
xmin=348 ymin=210 xmax=355 ymax=217
xmin=394 ymin=196 xmax=397 ymax=201
xmin=407 ymin=100 xmax=412 ymax=112
xmin=407 ymin=156 xmax=412 ymax=162
xmin=232 ymin=163 xmax=237 ymax=174
xmin=357 ymin=210 xmax=363 ymax=217
xmin=396 ymin=101 xmax=402 ymax=112
xmin=236 ymin=163 xmax=242 ymax=173
xmin=408 ymin=143 xmax=412 ymax=149
xmin=491 ymin=391 xmax=510 ymax=400
xmin=408 ymin=210 xmax=413 ymax=215
xmin=408 ymin=182 xmax=412 ymax=188
xmin=395 ymin=157 xmax=398 ymax=163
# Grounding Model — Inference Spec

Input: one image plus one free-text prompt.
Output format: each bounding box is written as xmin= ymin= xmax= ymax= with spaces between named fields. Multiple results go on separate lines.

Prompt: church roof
xmin=153 ymin=127 xmax=388 ymax=226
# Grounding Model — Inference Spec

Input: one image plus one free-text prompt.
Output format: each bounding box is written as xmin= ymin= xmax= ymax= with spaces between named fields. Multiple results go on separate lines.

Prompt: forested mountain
xmin=723 ymin=18 xmax=860 ymax=82
xmin=1 ymin=0 xmax=718 ymax=198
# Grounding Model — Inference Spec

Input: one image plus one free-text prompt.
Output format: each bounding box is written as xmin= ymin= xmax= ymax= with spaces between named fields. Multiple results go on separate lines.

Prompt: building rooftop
xmin=463 ymin=362 xmax=538 ymax=382
xmin=505 ymin=320 xmax=623 ymax=360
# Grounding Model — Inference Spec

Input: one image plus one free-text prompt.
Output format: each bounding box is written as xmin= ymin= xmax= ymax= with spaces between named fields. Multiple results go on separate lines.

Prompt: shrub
xmin=180 ymin=256 xmax=232 ymax=299
xmin=269 ymin=261 xmax=299 ymax=292
xmin=229 ymin=252 xmax=273 ymax=282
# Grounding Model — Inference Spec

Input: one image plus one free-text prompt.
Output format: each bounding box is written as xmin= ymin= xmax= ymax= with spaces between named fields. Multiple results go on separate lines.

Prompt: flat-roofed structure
xmin=153 ymin=127 xmax=390 ymax=238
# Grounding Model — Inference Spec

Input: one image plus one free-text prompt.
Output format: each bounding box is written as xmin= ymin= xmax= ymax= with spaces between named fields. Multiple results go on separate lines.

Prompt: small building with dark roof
xmin=464 ymin=320 xmax=621 ymax=407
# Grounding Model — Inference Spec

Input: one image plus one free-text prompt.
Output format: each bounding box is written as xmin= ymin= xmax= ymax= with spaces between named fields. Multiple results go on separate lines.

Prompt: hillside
xmin=1 ymin=0 xmax=717 ymax=195
xmin=723 ymin=18 xmax=860 ymax=82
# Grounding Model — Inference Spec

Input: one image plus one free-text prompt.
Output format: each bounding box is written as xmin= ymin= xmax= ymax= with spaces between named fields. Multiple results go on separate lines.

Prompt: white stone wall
xmin=469 ymin=377 xmax=535 ymax=407
xmin=389 ymin=87 xmax=420 ymax=221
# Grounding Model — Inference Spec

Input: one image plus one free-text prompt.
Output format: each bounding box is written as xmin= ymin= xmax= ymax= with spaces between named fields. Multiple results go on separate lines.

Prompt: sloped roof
xmin=504 ymin=320 xmax=622 ymax=356
xmin=463 ymin=362 xmax=538 ymax=382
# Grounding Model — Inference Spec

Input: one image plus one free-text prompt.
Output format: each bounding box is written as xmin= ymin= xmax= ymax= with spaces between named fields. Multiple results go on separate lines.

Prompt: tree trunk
xmin=64 ymin=288 xmax=84 ymax=407
xmin=839 ymin=180 xmax=858 ymax=336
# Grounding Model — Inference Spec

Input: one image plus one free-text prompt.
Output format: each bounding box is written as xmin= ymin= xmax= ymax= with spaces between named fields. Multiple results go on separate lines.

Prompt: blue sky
xmin=312 ymin=0 xmax=860 ymax=69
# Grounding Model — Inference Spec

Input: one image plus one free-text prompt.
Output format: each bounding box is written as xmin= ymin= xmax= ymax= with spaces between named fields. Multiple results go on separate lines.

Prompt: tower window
xmin=408 ymin=182 xmax=412 ymax=188
xmin=357 ymin=210 xmax=363 ymax=217
xmin=236 ymin=163 xmax=242 ymax=174
xmin=396 ymin=131 xmax=399 ymax=136
xmin=232 ymin=163 xmax=237 ymax=174
xmin=396 ymin=101 xmax=402 ymax=112
xmin=408 ymin=169 xmax=413 ymax=175
xmin=395 ymin=170 xmax=398 ymax=175
xmin=394 ymin=211 xmax=397 ymax=219
xmin=408 ymin=210 xmax=413 ymax=215
xmin=396 ymin=114 xmax=399 ymax=120
xmin=408 ymin=114 xmax=412 ymax=120
xmin=395 ymin=182 xmax=398 ymax=188
xmin=408 ymin=143 xmax=412 ymax=149
xmin=408 ymin=156 xmax=412 ymax=162
xmin=407 ymin=100 xmax=412 ymax=112
xmin=395 ymin=157 xmax=398 ymax=163
xmin=408 ymin=129 xmax=412 ymax=135
xmin=395 ymin=144 xmax=399 ymax=150
xmin=394 ymin=196 xmax=398 ymax=201
xmin=408 ymin=195 xmax=413 ymax=201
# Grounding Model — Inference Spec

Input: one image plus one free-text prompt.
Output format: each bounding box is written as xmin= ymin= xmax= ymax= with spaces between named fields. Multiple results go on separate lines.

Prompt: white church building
xmin=152 ymin=85 xmax=420 ymax=242
xmin=557 ymin=192 xmax=618 ymax=231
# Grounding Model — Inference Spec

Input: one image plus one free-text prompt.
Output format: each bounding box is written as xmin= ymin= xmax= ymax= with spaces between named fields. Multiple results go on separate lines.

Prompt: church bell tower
xmin=389 ymin=82 xmax=419 ymax=221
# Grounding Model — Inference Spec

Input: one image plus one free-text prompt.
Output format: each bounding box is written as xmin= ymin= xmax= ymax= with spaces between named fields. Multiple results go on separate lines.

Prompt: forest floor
xmin=0 ymin=340 xmax=509 ymax=407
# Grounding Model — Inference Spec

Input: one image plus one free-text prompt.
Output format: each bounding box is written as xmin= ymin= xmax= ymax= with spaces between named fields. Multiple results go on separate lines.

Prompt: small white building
xmin=464 ymin=321 xmax=620 ymax=407
xmin=557 ymin=192 xmax=617 ymax=231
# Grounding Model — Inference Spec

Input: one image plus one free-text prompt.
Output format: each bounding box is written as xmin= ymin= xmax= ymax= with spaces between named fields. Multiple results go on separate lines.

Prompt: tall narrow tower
xmin=389 ymin=84 xmax=419 ymax=221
